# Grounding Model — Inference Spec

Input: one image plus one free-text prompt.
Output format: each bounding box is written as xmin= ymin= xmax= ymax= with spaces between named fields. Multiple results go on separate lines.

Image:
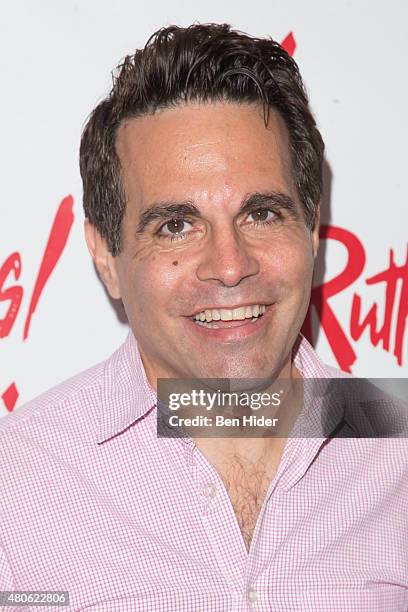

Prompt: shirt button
xmin=248 ymin=586 xmax=257 ymax=603
xmin=202 ymin=483 xmax=217 ymax=498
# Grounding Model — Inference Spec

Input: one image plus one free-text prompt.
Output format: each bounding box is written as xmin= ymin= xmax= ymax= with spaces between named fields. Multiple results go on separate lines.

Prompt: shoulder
xmin=0 ymin=360 xmax=105 ymax=437
xmin=294 ymin=336 xmax=408 ymax=442
xmin=0 ymin=334 xmax=131 ymax=441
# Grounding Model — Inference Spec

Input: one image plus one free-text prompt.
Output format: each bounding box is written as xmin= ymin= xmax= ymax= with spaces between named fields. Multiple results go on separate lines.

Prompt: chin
xmin=198 ymin=354 xmax=281 ymax=380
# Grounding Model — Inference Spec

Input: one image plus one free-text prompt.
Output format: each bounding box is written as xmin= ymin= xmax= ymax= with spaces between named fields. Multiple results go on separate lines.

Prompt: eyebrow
xmin=135 ymin=191 xmax=300 ymax=234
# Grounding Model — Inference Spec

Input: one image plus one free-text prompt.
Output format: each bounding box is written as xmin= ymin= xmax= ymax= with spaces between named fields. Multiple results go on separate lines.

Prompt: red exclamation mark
xmin=23 ymin=195 xmax=75 ymax=340
xmin=1 ymin=382 xmax=19 ymax=412
xmin=281 ymin=32 xmax=296 ymax=57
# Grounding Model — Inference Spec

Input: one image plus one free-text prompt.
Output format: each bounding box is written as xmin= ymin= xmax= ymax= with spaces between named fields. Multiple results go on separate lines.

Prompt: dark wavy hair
xmin=80 ymin=23 xmax=324 ymax=255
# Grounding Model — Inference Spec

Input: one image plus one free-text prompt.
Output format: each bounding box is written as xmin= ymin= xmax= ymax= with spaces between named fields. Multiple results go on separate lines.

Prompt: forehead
xmin=115 ymin=102 xmax=296 ymax=206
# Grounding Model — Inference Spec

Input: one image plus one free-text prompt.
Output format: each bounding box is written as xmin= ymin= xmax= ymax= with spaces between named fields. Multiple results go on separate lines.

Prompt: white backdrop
xmin=1 ymin=0 xmax=407 ymax=415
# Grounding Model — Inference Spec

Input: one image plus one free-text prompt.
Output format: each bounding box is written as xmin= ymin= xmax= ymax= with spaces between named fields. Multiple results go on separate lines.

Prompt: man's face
xmin=94 ymin=102 xmax=319 ymax=382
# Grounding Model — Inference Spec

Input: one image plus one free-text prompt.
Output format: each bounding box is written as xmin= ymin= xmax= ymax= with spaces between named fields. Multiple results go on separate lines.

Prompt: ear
xmin=311 ymin=204 xmax=320 ymax=258
xmin=84 ymin=220 xmax=121 ymax=300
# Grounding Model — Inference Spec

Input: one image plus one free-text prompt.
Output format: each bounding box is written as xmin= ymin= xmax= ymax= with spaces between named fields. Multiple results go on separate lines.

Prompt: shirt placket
xmin=187 ymin=442 xmax=287 ymax=611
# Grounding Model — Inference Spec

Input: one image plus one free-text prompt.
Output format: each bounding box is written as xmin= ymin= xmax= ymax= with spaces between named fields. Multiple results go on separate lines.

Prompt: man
xmin=0 ymin=23 xmax=407 ymax=611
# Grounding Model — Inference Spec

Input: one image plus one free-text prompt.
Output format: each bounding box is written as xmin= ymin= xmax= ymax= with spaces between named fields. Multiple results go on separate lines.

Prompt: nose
xmin=196 ymin=225 xmax=260 ymax=287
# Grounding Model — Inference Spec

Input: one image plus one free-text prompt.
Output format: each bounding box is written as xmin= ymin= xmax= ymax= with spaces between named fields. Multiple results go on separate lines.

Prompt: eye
xmin=245 ymin=208 xmax=278 ymax=225
xmin=157 ymin=218 xmax=194 ymax=241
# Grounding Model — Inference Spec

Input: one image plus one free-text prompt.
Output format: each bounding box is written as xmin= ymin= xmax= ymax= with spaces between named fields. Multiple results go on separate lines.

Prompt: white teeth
xmin=220 ymin=310 xmax=232 ymax=321
xmin=195 ymin=320 xmax=220 ymax=329
xmin=193 ymin=304 xmax=266 ymax=322
xmin=232 ymin=307 xmax=246 ymax=320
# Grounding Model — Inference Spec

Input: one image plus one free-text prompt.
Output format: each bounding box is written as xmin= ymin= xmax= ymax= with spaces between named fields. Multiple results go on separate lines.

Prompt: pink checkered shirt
xmin=0 ymin=331 xmax=407 ymax=611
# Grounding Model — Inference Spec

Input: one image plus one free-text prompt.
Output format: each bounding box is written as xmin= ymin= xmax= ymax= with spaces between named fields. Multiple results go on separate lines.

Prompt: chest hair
xmin=218 ymin=454 xmax=277 ymax=552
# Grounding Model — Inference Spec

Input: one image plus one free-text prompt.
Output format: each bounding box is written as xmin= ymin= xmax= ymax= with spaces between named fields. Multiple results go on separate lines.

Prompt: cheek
xmin=293 ymin=249 xmax=314 ymax=282
xmin=287 ymin=249 xmax=314 ymax=295
xmin=119 ymin=255 xmax=189 ymax=317
xmin=262 ymin=237 xmax=314 ymax=295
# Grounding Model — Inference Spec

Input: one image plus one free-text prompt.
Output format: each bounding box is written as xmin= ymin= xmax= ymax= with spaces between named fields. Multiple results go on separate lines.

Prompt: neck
xmin=193 ymin=361 xmax=303 ymax=468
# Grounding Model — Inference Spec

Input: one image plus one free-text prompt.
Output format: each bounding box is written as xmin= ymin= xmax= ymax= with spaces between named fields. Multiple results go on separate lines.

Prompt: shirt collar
xmin=96 ymin=330 xmax=345 ymax=445
xmin=278 ymin=333 xmax=351 ymax=490
xmin=292 ymin=333 xmax=336 ymax=379
xmin=96 ymin=331 xmax=157 ymax=444
xmin=292 ymin=334 xmax=353 ymax=436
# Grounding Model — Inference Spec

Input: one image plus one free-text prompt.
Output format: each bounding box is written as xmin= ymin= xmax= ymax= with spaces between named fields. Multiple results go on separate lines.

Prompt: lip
xmin=189 ymin=302 xmax=271 ymax=318
xmin=184 ymin=304 xmax=274 ymax=342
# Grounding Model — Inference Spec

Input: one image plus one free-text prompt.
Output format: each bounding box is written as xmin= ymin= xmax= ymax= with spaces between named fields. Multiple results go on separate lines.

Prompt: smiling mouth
xmin=191 ymin=304 xmax=267 ymax=329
